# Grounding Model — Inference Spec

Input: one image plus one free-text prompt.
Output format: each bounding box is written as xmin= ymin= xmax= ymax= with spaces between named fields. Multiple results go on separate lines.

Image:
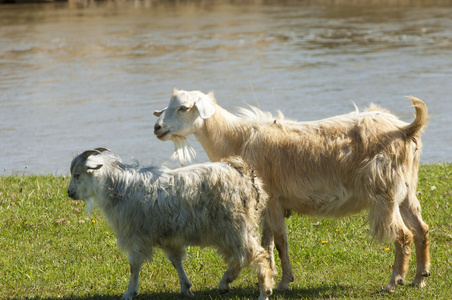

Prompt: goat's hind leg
xmin=250 ymin=248 xmax=274 ymax=300
xmin=261 ymin=219 xmax=276 ymax=275
xmin=218 ymin=260 xmax=242 ymax=294
xmin=370 ymin=196 xmax=412 ymax=292
xmin=387 ymin=223 xmax=413 ymax=292
xmin=166 ymin=248 xmax=194 ymax=297
xmin=400 ymin=197 xmax=431 ymax=287
xmin=379 ymin=204 xmax=413 ymax=292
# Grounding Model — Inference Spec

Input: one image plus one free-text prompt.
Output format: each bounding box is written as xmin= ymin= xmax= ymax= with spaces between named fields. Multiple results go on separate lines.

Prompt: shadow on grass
xmin=275 ymin=284 xmax=356 ymax=299
xmin=9 ymin=284 xmax=355 ymax=299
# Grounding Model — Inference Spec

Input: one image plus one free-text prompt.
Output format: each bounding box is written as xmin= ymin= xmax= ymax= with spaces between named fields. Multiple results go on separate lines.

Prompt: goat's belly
xmin=286 ymin=192 xmax=367 ymax=218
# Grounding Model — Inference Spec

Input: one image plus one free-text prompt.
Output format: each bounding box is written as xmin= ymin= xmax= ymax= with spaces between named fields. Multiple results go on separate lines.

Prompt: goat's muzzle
xmin=67 ymin=189 xmax=78 ymax=200
xmin=154 ymin=124 xmax=170 ymax=140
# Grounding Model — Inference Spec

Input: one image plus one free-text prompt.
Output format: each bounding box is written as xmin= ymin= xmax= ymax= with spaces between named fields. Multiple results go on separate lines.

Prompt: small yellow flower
xmin=385 ymin=247 xmax=390 ymax=251
xmin=92 ymin=219 xmax=96 ymax=223
xmin=321 ymin=240 xmax=328 ymax=244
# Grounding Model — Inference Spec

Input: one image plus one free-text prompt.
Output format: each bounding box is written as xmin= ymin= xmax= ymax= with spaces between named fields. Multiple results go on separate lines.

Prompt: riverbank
xmin=1 ymin=0 xmax=451 ymax=4
xmin=0 ymin=163 xmax=451 ymax=298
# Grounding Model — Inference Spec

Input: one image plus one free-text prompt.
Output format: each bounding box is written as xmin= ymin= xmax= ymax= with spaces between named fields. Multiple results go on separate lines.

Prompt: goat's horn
xmin=81 ymin=147 xmax=110 ymax=159
xmin=81 ymin=150 xmax=101 ymax=159
xmin=94 ymin=147 xmax=110 ymax=153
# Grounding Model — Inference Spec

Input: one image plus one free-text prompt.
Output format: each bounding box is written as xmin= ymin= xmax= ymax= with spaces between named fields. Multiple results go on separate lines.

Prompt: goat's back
xmin=102 ymin=158 xmax=267 ymax=254
xmin=241 ymin=103 xmax=426 ymax=217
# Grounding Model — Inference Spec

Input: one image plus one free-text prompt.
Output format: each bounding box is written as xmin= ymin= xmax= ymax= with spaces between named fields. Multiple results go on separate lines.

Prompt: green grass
xmin=1 ymin=164 xmax=451 ymax=299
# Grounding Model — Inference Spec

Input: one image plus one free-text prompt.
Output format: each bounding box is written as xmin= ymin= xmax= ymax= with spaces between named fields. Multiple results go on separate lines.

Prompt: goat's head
xmin=153 ymin=89 xmax=215 ymax=163
xmin=67 ymin=147 xmax=109 ymax=202
xmin=153 ymin=89 xmax=215 ymax=141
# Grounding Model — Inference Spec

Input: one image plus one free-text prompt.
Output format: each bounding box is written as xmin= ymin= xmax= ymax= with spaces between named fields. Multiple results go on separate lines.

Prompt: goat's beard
xmin=84 ymin=198 xmax=94 ymax=215
xmin=171 ymin=136 xmax=196 ymax=164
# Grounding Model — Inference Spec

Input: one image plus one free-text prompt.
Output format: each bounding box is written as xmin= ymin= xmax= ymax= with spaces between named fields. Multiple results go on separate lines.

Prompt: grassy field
xmin=0 ymin=164 xmax=451 ymax=299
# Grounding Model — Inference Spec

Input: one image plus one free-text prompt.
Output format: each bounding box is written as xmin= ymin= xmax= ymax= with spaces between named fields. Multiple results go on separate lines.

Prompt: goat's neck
xmin=194 ymin=105 xmax=250 ymax=162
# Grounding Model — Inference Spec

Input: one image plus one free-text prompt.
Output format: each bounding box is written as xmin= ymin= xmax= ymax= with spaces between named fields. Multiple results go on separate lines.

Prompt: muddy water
xmin=1 ymin=0 xmax=451 ymax=174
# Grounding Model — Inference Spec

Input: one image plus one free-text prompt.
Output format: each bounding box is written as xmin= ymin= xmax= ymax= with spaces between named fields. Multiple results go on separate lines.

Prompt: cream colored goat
xmin=153 ymin=89 xmax=430 ymax=292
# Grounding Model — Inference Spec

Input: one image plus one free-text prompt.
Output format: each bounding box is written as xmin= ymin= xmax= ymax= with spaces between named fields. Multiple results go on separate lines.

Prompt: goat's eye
xmin=179 ymin=106 xmax=190 ymax=112
xmin=73 ymin=173 xmax=80 ymax=179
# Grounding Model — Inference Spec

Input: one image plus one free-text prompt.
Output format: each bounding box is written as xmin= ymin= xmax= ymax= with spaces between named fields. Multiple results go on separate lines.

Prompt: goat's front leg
xmin=121 ymin=260 xmax=143 ymax=300
xmin=261 ymin=219 xmax=276 ymax=276
xmin=265 ymin=202 xmax=294 ymax=291
xmin=274 ymin=227 xmax=294 ymax=291
xmin=166 ymin=248 xmax=194 ymax=297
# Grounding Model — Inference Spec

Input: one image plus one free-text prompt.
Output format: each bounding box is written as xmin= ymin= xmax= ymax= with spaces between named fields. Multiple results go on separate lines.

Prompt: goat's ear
xmin=86 ymin=161 xmax=103 ymax=171
xmin=85 ymin=154 xmax=104 ymax=171
xmin=195 ymin=95 xmax=215 ymax=119
xmin=153 ymin=107 xmax=167 ymax=117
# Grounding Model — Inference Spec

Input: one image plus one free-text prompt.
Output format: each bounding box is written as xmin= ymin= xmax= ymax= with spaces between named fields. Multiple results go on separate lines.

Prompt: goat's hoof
xmin=218 ymin=288 xmax=229 ymax=294
xmin=397 ymin=279 xmax=405 ymax=286
xmin=258 ymin=294 xmax=269 ymax=300
xmin=277 ymin=283 xmax=290 ymax=292
xmin=120 ymin=292 xmax=137 ymax=300
xmin=217 ymin=281 xmax=230 ymax=294
xmin=276 ymin=275 xmax=294 ymax=292
xmin=422 ymin=270 xmax=431 ymax=277
xmin=181 ymin=291 xmax=194 ymax=298
xmin=383 ymin=284 xmax=397 ymax=293
xmin=412 ymin=277 xmax=427 ymax=288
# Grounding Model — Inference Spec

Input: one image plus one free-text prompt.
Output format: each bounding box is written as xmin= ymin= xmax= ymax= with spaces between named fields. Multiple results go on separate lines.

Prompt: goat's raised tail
xmin=404 ymin=96 xmax=429 ymax=138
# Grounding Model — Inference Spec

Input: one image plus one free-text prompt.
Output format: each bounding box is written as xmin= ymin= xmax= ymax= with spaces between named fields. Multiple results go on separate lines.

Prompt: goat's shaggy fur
xmin=67 ymin=148 xmax=273 ymax=300
xmin=154 ymin=89 xmax=430 ymax=292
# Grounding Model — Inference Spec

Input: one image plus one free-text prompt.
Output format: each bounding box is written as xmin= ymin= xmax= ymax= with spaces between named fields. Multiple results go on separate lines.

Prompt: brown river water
xmin=1 ymin=0 xmax=451 ymax=175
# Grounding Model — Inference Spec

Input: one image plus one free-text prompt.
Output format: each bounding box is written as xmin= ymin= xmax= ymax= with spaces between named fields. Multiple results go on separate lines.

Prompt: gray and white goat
xmin=67 ymin=148 xmax=273 ymax=300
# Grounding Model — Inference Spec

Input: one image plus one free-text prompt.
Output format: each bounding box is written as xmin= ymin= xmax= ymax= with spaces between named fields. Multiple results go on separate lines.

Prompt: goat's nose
xmin=67 ymin=189 xmax=76 ymax=200
xmin=154 ymin=124 xmax=162 ymax=132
